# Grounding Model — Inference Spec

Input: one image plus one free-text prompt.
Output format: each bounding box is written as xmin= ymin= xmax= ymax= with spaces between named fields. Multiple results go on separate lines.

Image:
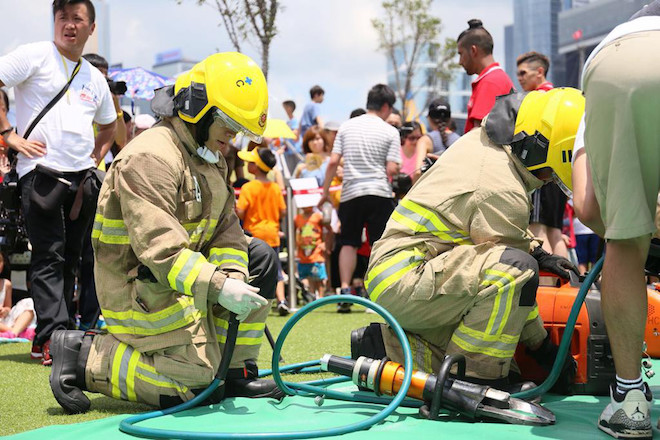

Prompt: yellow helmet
xmin=510 ymin=88 xmax=585 ymax=195
xmin=174 ymin=52 xmax=268 ymax=143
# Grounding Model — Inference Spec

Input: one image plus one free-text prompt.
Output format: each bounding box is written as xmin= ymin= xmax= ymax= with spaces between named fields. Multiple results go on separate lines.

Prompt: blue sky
xmin=1 ymin=0 xmax=513 ymax=122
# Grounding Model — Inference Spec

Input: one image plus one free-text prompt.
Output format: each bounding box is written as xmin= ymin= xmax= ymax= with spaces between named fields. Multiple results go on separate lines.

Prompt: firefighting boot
xmin=49 ymin=330 xmax=95 ymax=414
xmin=225 ymin=359 xmax=285 ymax=400
xmin=351 ymin=323 xmax=387 ymax=360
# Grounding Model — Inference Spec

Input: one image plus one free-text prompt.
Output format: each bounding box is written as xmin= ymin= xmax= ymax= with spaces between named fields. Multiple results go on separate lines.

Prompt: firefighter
xmin=49 ymin=52 xmax=284 ymax=414
xmin=362 ymin=88 xmax=583 ymax=390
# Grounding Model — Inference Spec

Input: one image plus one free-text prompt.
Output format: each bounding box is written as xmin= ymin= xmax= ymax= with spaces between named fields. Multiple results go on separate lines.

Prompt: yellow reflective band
xmin=481 ymin=269 xmax=516 ymax=337
xmin=394 ymin=199 xmax=472 ymax=245
xmin=365 ymin=250 xmax=425 ymax=302
xmin=136 ymin=361 xmax=189 ymax=393
xmin=167 ymin=249 xmax=209 ymax=296
xmin=183 ymin=255 xmax=205 ymax=296
xmin=214 ymin=317 xmax=265 ymax=345
xmin=111 ymin=343 xmax=128 ymax=399
xmin=527 ymin=305 xmax=540 ymax=321
xmin=208 ymin=247 xmax=248 ymax=270
xmin=213 ymin=317 xmax=265 ymax=331
xmin=217 ymin=335 xmax=264 ymax=346
xmin=450 ymin=333 xmax=516 ymax=358
xmin=102 ymin=297 xmax=204 ymax=336
xmin=455 ymin=322 xmax=520 ymax=344
xmin=126 ymin=348 xmax=140 ymax=402
xmin=92 ymin=214 xmax=131 ymax=245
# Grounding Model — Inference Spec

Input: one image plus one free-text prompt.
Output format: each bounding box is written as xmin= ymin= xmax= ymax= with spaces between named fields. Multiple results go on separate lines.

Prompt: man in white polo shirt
xmin=319 ymin=84 xmax=400 ymax=313
xmin=0 ymin=0 xmax=116 ymax=365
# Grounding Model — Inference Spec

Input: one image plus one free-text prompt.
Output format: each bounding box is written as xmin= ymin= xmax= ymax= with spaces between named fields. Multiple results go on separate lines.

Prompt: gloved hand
xmin=217 ymin=277 xmax=268 ymax=321
xmin=526 ymin=333 xmax=576 ymax=395
xmin=531 ymin=246 xmax=579 ymax=280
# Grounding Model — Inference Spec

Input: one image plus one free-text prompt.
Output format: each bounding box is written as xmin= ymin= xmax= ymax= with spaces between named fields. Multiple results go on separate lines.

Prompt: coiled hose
xmin=119 ymin=295 xmax=414 ymax=439
xmin=119 ymin=259 xmax=604 ymax=438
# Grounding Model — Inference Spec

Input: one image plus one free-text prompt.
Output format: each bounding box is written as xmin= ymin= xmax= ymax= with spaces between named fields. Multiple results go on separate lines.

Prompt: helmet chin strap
xmin=193 ymin=111 xmax=221 ymax=164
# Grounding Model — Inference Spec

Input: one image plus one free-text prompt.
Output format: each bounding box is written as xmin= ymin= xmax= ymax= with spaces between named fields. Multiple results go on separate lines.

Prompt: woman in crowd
xmin=293 ymin=126 xmax=330 ymax=186
xmin=399 ymin=121 xmax=423 ymax=179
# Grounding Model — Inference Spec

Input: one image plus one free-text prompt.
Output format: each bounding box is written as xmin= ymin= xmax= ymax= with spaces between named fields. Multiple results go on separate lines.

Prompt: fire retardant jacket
xmin=92 ymin=117 xmax=248 ymax=353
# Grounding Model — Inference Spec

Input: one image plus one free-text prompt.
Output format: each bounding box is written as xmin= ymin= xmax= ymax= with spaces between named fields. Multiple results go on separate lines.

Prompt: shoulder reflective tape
xmin=167 ymin=249 xmax=208 ymax=296
xmin=103 ymin=296 xmax=202 ymax=336
xmin=208 ymin=247 xmax=249 ymax=270
xmin=92 ymin=213 xmax=130 ymax=245
xmin=365 ymin=249 xmax=425 ymax=302
xmin=393 ymin=199 xmax=472 ymax=245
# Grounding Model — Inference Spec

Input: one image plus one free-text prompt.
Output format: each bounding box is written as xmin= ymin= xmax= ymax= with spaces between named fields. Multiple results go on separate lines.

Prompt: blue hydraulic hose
xmin=513 ymin=256 xmax=605 ymax=400
xmin=119 ymin=295 xmax=414 ymax=439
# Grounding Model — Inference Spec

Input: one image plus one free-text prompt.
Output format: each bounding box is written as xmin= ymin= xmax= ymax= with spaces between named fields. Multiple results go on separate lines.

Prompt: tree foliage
xmin=185 ymin=0 xmax=281 ymax=79
xmin=372 ymin=0 xmax=458 ymax=119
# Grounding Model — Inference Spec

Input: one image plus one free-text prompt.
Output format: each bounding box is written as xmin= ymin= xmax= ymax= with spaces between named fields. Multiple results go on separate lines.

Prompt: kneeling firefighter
xmin=358 ymin=88 xmax=584 ymax=393
xmin=49 ymin=52 xmax=284 ymax=414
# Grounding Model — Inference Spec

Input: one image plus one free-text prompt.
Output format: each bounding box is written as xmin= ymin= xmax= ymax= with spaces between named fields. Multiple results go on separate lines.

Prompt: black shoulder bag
xmin=28 ymin=60 xmax=82 ymax=212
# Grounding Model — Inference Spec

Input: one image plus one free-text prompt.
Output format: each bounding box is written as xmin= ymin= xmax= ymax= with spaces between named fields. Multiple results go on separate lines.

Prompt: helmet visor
xmin=213 ymin=107 xmax=263 ymax=144
xmin=552 ymin=171 xmax=572 ymax=198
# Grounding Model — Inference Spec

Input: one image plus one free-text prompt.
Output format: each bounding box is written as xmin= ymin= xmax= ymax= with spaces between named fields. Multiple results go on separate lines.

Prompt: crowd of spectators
xmin=0 ymin=6 xmax=604 ymax=362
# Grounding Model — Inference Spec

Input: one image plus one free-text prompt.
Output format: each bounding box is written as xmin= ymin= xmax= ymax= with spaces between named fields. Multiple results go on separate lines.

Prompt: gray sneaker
xmin=598 ymin=383 xmax=652 ymax=439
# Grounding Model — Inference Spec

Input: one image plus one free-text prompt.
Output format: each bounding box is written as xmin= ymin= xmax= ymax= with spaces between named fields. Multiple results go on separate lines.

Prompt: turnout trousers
xmin=369 ymin=243 xmax=547 ymax=380
xmin=84 ymin=239 xmax=277 ymax=408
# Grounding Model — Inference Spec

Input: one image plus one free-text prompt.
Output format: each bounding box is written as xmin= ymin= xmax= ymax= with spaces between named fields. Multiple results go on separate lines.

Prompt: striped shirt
xmin=333 ymin=114 xmax=401 ymax=202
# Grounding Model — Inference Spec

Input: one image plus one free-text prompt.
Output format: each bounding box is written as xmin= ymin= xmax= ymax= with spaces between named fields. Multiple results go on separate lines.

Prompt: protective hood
xmin=484 ymin=92 xmax=527 ymax=146
xmin=151 ymin=85 xmax=177 ymax=118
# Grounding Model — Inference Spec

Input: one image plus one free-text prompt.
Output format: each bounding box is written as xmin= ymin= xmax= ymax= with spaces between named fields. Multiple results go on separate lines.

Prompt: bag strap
xmin=23 ymin=59 xmax=82 ymax=139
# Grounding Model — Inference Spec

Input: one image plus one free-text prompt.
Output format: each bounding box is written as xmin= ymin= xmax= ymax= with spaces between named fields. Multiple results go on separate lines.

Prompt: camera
xmin=107 ymin=79 xmax=127 ymax=95
xmin=0 ymin=169 xmax=29 ymax=254
xmin=419 ymin=156 xmax=436 ymax=174
xmin=391 ymin=173 xmax=412 ymax=198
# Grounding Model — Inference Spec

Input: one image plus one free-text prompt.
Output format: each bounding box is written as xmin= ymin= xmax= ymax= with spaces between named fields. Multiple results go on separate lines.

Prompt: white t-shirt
xmin=0 ymin=41 xmax=116 ymax=177
xmin=332 ymin=113 xmax=401 ymax=202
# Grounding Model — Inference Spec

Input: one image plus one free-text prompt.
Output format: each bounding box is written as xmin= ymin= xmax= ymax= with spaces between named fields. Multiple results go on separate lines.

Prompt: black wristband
xmin=0 ymin=126 xmax=13 ymax=137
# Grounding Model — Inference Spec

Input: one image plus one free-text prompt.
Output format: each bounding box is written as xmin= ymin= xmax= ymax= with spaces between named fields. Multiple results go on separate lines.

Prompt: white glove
xmin=217 ymin=277 xmax=268 ymax=321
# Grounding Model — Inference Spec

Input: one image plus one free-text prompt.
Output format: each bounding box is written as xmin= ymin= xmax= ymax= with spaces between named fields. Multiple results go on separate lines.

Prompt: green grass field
xmin=1 ymin=305 xmax=383 ymax=436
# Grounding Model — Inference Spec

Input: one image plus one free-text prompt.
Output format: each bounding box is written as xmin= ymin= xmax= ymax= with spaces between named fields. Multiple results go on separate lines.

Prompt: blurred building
xmin=557 ymin=0 xmax=648 ymax=87
xmin=152 ymin=49 xmax=198 ymax=78
xmin=506 ymin=0 xmax=650 ymax=89
xmin=504 ymin=0 xmax=561 ymax=85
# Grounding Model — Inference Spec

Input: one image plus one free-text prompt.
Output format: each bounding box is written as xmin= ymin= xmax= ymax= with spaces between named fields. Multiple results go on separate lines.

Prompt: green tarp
xmin=8 ymin=380 xmax=660 ymax=439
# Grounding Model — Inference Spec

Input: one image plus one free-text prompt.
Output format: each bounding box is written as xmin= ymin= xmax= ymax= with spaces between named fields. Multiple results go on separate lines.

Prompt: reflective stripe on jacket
xmin=93 ymin=117 xmax=248 ymax=349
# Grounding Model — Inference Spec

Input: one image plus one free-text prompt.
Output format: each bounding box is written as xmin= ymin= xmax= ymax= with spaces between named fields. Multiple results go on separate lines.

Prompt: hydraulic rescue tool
xmin=515 ymin=271 xmax=660 ymax=394
xmin=320 ymin=353 xmax=556 ymax=426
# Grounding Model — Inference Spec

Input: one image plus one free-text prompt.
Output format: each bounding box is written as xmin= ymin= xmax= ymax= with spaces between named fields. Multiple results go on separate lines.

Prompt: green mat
xmin=7 ymin=380 xmax=660 ymax=440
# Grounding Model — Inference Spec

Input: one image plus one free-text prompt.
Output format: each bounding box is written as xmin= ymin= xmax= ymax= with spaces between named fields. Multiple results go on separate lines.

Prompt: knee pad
xmin=499 ymin=248 xmax=539 ymax=306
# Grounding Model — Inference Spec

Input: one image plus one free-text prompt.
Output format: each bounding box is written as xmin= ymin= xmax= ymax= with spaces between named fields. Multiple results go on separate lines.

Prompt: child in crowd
xmin=236 ymin=147 xmax=289 ymax=315
xmin=0 ymin=253 xmax=36 ymax=339
xmin=295 ymin=205 xmax=329 ymax=299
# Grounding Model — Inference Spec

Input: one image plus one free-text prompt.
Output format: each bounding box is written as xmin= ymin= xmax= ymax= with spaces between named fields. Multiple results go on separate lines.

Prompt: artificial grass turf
xmin=1 ymin=304 xmax=383 ymax=436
